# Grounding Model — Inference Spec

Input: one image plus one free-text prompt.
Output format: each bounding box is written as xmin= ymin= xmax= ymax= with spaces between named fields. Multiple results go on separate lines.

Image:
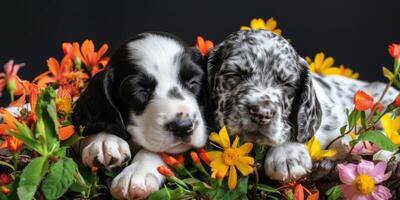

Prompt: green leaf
xmin=35 ymin=88 xmax=59 ymax=152
xmin=255 ymin=184 xmax=280 ymax=194
xmin=41 ymin=158 xmax=76 ymax=200
xmin=147 ymin=187 xmax=186 ymax=200
xmin=325 ymin=185 xmax=342 ymax=200
xmin=236 ymin=176 xmax=248 ymax=195
xmin=360 ymin=111 xmax=367 ymax=129
xmin=339 ymin=125 xmax=347 ymax=135
xmin=382 ymin=66 xmax=394 ymax=80
xmin=356 ymin=130 xmax=397 ymax=151
xmin=17 ymin=156 xmax=48 ymax=200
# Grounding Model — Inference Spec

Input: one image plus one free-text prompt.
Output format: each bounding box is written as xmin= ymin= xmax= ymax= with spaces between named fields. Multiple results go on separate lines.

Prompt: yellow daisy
xmin=206 ymin=127 xmax=255 ymax=190
xmin=305 ymin=136 xmax=336 ymax=160
xmin=380 ymin=114 xmax=400 ymax=145
xmin=240 ymin=18 xmax=282 ymax=35
xmin=306 ymin=52 xmax=359 ymax=79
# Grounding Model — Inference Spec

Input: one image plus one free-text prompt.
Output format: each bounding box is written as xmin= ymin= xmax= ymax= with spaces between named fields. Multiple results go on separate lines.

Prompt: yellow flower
xmin=56 ymin=87 xmax=73 ymax=114
xmin=240 ymin=18 xmax=282 ymax=35
xmin=306 ymin=52 xmax=359 ymax=79
xmin=380 ymin=114 xmax=400 ymax=145
xmin=305 ymin=136 xmax=336 ymax=160
xmin=206 ymin=127 xmax=254 ymax=190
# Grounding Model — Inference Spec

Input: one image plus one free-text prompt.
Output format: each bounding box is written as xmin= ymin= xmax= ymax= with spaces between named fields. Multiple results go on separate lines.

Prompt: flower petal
xmin=305 ymin=136 xmax=320 ymax=157
xmin=371 ymin=161 xmax=391 ymax=184
xmin=313 ymin=149 xmax=336 ymax=160
xmin=232 ymin=136 xmax=239 ymax=148
xmin=357 ymin=159 xmax=375 ymax=176
xmin=218 ymin=126 xmax=230 ymax=148
xmin=206 ymin=151 xmax=223 ymax=161
xmin=237 ymin=143 xmax=253 ymax=155
xmin=209 ymin=132 xmax=222 ymax=147
xmin=228 ymin=166 xmax=237 ymax=190
xmin=371 ymin=185 xmax=392 ymax=200
xmin=236 ymin=161 xmax=254 ymax=176
xmin=211 ymin=164 xmax=229 ymax=178
xmin=237 ymin=156 xmax=255 ymax=165
xmin=340 ymin=184 xmax=355 ymax=200
xmin=337 ymin=163 xmax=357 ymax=184
xmin=210 ymin=157 xmax=225 ymax=170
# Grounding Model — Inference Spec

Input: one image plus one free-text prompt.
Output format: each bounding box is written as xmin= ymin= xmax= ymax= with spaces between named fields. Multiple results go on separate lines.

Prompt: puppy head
xmin=206 ymin=30 xmax=321 ymax=146
xmin=73 ymin=32 xmax=207 ymax=153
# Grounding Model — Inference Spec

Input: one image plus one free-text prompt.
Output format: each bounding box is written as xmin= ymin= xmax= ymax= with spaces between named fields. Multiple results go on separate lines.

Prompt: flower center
xmin=352 ymin=174 xmax=375 ymax=195
xmin=56 ymin=98 xmax=72 ymax=114
xmin=223 ymin=148 xmax=239 ymax=165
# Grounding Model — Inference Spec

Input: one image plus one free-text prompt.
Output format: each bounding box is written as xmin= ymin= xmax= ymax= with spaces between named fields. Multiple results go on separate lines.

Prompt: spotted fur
xmin=206 ymin=30 xmax=399 ymax=181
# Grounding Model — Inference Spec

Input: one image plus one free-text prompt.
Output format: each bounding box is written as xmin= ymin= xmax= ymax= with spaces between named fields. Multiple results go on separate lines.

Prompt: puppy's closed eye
xmin=118 ymin=74 xmax=157 ymax=111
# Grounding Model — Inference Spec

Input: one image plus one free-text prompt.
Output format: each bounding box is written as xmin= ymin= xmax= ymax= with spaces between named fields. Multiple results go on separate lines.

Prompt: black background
xmin=1 ymin=0 xmax=400 ymax=93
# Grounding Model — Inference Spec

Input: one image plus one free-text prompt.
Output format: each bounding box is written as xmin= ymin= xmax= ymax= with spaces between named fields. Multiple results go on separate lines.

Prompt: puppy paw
xmin=264 ymin=142 xmax=312 ymax=181
xmin=110 ymin=150 xmax=165 ymax=200
xmin=81 ymin=133 xmax=131 ymax=169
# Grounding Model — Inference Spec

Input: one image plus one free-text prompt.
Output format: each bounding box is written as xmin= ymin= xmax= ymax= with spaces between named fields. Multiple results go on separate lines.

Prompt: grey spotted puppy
xmin=205 ymin=29 xmax=399 ymax=181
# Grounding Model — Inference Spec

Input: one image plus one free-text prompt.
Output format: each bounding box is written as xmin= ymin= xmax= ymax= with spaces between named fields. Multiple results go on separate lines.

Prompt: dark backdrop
xmin=1 ymin=0 xmax=400 ymax=88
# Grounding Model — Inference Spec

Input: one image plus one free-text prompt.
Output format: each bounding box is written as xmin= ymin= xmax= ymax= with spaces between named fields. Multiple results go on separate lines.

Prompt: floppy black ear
xmin=72 ymin=68 xmax=128 ymax=139
xmin=290 ymin=57 xmax=322 ymax=143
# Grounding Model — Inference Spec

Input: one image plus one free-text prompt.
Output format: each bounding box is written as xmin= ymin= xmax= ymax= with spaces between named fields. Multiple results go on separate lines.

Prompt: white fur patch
xmin=265 ymin=142 xmax=312 ymax=181
xmin=81 ymin=133 xmax=131 ymax=169
xmin=110 ymin=149 xmax=165 ymax=200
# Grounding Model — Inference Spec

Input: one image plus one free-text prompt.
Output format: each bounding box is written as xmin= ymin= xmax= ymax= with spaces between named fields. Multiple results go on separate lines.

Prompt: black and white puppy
xmin=205 ymin=30 xmax=399 ymax=181
xmin=73 ymin=32 xmax=207 ymax=199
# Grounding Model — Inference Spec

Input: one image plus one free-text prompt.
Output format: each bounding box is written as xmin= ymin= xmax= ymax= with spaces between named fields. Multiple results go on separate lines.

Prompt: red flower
xmin=160 ymin=153 xmax=180 ymax=167
xmin=175 ymin=154 xmax=185 ymax=165
xmin=353 ymin=90 xmax=374 ymax=111
xmin=157 ymin=165 xmax=174 ymax=177
xmin=196 ymin=36 xmax=214 ymax=56
xmin=197 ymin=148 xmax=210 ymax=165
xmin=190 ymin=151 xmax=201 ymax=165
xmin=388 ymin=43 xmax=400 ymax=59
xmin=394 ymin=95 xmax=400 ymax=107
xmin=0 ymin=135 xmax=23 ymax=154
xmin=0 ymin=174 xmax=12 ymax=185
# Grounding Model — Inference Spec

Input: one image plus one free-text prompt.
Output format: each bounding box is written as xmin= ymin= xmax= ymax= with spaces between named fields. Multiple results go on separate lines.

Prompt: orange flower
xmin=353 ymin=90 xmax=374 ymax=111
xmin=197 ymin=148 xmax=210 ymax=165
xmin=0 ymin=109 xmax=18 ymax=135
xmin=33 ymin=56 xmax=73 ymax=87
xmin=1 ymin=186 xmax=10 ymax=195
xmin=0 ymin=135 xmax=23 ymax=154
xmin=0 ymin=60 xmax=25 ymax=100
xmin=388 ymin=43 xmax=400 ymax=59
xmin=394 ymin=95 xmax=400 ymax=107
xmin=190 ymin=151 xmax=201 ymax=165
xmin=157 ymin=165 xmax=174 ymax=177
xmin=160 ymin=152 xmax=181 ymax=167
xmin=56 ymin=87 xmax=73 ymax=114
xmin=58 ymin=125 xmax=75 ymax=141
xmin=175 ymin=154 xmax=185 ymax=165
xmin=196 ymin=36 xmax=214 ymax=56
xmin=65 ymin=40 xmax=110 ymax=76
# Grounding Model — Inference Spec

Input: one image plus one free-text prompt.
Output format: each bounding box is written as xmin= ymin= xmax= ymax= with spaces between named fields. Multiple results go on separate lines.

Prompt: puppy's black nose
xmin=249 ymin=104 xmax=275 ymax=125
xmin=166 ymin=119 xmax=194 ymax=137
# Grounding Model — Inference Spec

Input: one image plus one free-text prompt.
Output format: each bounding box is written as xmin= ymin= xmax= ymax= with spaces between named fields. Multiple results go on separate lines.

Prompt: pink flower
xmin=0 ymin=174 xmax=12 ymax=185
xmin=351 ymin=141 xmax=380 ymax=155
xmin=338 ymin=159 xmax=392 ymax=200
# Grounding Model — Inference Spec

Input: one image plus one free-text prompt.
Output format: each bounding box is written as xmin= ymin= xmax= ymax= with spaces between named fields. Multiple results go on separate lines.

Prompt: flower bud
xmin=1 ymin=186 xmax=10 ymax=195
xmin=353 ymin=90 xmax=374 ymax=111
xmin=394 ymin=95 xmax=400 ymax=107
xmin=197 ymin=148 xmax=210 ymax=165
xmin=190 ymin=151 xmax=201 ymax=165
xmin=160 ymin=153 xmax=180 ymax=167
xmin=157 ymin=165 xmax=174 ymax=177
xmin=176 ymin=154 xmax=185 ymax=165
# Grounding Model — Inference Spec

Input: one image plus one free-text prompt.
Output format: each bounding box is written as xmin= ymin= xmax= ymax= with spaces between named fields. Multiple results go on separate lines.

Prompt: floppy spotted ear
xmin=290 ymin=57 xmax=322 ymax=143
xmin=72 ymin=68 xmax=128 ymax=139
